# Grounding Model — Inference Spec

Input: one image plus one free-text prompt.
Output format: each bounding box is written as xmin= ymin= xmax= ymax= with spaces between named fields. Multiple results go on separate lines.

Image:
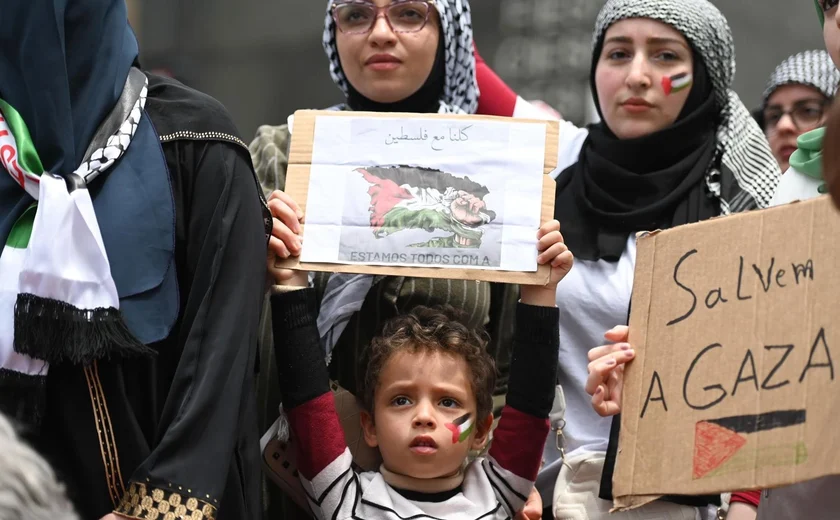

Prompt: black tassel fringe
xmin=13 ymin=293 xmax=156 ymax=366
xmin=0 ymin=368 xmax=46 ymax=431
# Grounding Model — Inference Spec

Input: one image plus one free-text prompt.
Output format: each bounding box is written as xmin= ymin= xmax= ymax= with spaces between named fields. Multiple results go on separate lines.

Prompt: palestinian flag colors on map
xmin=693 ymin=410 xmax=808 ymax=479
xmin=356 ymin=165 xmax=495 ymax=244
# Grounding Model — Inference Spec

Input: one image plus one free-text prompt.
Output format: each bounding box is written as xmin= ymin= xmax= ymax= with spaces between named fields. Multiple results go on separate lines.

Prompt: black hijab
xmin=554 ymin=41 xmax=719 ymax=262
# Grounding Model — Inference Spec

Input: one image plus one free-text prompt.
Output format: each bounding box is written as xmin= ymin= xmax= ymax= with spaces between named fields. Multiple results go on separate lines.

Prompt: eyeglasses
xmin=819 ymin=0 xmax=839 ymax=12
xmin=763 ymin=100 xmax=829 ymax=134
xmin=331 ymin=1 xmax=436 ymax=35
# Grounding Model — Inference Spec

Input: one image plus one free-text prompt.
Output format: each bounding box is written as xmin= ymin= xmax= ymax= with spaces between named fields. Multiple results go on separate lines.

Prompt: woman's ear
xmin=470 ymin=414 xmax=495 ymax=451
xmin=360 ymin=410 xmax=379 ymax=448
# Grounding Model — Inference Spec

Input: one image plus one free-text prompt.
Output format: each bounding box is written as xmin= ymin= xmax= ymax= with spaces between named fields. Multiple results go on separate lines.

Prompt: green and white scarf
xmin=0 ymin=68 xmax=152 ymax=425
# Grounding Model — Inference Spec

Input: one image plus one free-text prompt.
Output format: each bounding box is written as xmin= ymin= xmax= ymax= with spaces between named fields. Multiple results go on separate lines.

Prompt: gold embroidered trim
xmin=84 ymin=361 xmax=126 ymax=506
xmin=115 ymin=482 xmax=218 ymax=520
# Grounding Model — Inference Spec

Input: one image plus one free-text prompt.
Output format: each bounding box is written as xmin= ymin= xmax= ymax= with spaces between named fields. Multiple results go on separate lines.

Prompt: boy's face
xmin=361 ymin=350 xmax=491 ymax=480
xmin=823 ymin=2 xmax=840 ymax=68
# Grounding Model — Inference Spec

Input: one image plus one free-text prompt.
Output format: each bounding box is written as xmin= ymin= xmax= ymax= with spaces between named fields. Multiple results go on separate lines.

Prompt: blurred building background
xmin=126 ymin=0 xmax=824 ymax=137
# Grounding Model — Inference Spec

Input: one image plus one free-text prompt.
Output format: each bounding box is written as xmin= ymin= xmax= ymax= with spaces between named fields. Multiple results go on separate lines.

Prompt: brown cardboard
xmin=614 ymin=195 xmax=840 ymax=511
xmin=276 ymin=110 xmax=560 ymax=285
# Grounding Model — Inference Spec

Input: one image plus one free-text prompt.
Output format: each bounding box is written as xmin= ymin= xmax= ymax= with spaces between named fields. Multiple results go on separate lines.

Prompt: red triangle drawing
xmin=693 ymin=421 xmax=747 ymax=479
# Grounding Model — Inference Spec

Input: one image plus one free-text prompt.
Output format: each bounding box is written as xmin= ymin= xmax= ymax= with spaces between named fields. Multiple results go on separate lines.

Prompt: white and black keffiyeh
xmin=0 ymin=68 xmax=152 ymax=425
xmin=322 ymin=0 xmax=478 ymax=115
xmin=594 ymin=0 xmax=781 ymax=214
xmin=762 ymin=50 xmax=840 ymax=106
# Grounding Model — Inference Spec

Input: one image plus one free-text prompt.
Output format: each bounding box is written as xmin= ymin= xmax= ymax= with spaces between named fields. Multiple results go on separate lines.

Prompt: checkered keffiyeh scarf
xmin=595 ymin=0 xmax=781 ymax=214
xmin=762 ymin=50 xmax=840 ymax=107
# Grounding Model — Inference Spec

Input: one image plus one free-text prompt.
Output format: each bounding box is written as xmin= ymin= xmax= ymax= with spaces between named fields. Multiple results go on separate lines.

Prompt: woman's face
xmin=335 ymin=0 xmax=440 ymax=104
xmin=594 ymin=19 xmax=694 ymax=140
xmin=763 ymin=84 xmax=829 ymax=172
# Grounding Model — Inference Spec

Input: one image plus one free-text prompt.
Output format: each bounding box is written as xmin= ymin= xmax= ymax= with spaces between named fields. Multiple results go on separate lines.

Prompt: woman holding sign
xmin=466 ymin=0 xmax=782 ymax=518
xmin=593 ymin=2 xmax=840 ymax=520
xmin=251 ymin=1 xmax=540 ymax=518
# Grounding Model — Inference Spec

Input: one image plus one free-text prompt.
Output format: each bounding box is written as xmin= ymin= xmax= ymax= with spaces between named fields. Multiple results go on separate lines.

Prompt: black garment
xmin=32 ymin=74 xmax=266 ymax=520
xmin=555 ymin=57 xmax=720 ymax=261
xmin=345 ymin=27 xmax=446 ymax=114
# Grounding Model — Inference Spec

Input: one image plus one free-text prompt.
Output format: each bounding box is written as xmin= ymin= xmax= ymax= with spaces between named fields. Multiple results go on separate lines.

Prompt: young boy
xmin=269 ymin=219 xmax=571 ymax=519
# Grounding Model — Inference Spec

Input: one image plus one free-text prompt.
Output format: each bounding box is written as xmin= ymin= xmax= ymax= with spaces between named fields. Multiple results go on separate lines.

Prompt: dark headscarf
xmin=554 ymin=0 xmax=780 ymax=262
xmin=0 ymin=0 xmax=138 ymax=176
xmin=0 ymin=0 xmax=143 ymax=246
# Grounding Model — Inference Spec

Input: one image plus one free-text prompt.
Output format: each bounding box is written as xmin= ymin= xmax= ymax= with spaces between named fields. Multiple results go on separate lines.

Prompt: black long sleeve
xmin=270 ymin=288 xmax=331 ymax=409
xmin=506 ymin=302 xmax=560 ymax=418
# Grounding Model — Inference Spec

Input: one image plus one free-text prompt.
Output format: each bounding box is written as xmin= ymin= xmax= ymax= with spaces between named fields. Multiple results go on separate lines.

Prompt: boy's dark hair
xmin=359 ymin=305 xmax=496 ymax=431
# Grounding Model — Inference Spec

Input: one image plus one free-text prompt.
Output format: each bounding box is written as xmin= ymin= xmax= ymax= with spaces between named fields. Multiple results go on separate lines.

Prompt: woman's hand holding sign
xmin=267 ymin=189 xmax=308 ymax=287
xmin=587 ymin=326 xmax=635 ymax=417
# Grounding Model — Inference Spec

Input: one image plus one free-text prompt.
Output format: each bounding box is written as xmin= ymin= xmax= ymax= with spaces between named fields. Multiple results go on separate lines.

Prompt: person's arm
xmin=250 ymin=124 xmax=291 ymax=196
xmin=270 ymin=286 xmax=358 ymax=520
xmin=473 ymin=43 xmax=555 ymax=121
xmin=112 ymin=142 xmax=266 ymax=518
xmin=483 ymin=221 xmax=570 ymax=515
xmin=473 ymin=43 xmax=517 ymax=117
xmin=728 ymin=491 xmax=760 ymax=520
xmin=472 ymin=43 xmax=587 ymax=178
xmin=483 ymin=301 xmax=559 ymax=510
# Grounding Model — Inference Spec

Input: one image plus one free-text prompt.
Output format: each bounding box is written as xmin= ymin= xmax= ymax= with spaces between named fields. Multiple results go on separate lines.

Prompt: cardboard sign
xmin=614 ymin=196 xmax=840 ymax=510
xmin=276 ymin=110 xmax=559 ymax=285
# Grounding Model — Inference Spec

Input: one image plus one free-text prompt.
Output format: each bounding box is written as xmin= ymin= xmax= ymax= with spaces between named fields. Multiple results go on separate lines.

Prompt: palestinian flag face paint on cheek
xmin=662 ymin=72 xmax=693 ymax=96
xmin=445 ymin=413 xmax=474 ymax=444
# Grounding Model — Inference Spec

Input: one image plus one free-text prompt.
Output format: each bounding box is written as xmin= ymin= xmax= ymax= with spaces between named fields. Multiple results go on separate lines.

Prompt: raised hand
xmin=520 ymin=219 xmax=574 ymax=307
xmin=266 ymin=190 xmax=308 ymax=287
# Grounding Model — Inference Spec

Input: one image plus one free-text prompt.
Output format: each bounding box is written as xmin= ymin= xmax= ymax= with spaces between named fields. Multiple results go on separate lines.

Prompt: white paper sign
xmin=301 ymin=115 xmax=547 ymax=272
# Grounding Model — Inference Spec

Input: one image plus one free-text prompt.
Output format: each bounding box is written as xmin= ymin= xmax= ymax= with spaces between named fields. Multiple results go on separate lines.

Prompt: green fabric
xmin=0 ymin=98 xmax=44 ymax=176
xmin=816 ymin=0 xmax=825 ymax=26
xmin=789 ymin=127 xmax=828 ymax=193
xmin=5 ymin=205 xmax=36 ymax=248
xmin=0 ymin=99 xmax=41 ymax=252
xmin=790 ymin=127 xmax=825 ymax=179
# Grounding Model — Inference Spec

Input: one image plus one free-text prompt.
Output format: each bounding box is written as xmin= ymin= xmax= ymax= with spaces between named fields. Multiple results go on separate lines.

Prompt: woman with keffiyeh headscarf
xmin=758 ymin=50 xmax=840 ymax=172
xmin=469 ymin=0 xmax=781 ymax=518
xmin=251 ymin=1 xmax=540 ymax=518
xmin=0 ymin=1 xmax=269 ymax=519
